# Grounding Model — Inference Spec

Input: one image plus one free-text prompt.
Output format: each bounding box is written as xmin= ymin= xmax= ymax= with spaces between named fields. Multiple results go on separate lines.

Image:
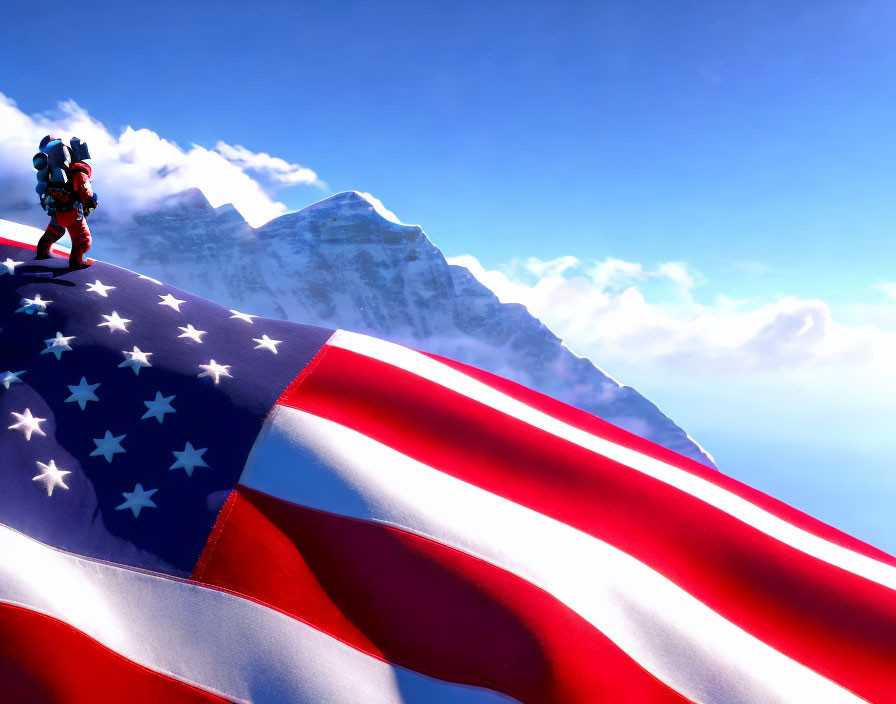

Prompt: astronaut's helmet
xmin=39 ymin=134 xmax=60 ymax=151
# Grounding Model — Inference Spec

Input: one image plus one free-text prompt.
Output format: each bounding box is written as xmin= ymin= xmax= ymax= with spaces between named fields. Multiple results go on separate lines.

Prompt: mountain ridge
xmin=6 ymin=190 xmax=715 ymax=466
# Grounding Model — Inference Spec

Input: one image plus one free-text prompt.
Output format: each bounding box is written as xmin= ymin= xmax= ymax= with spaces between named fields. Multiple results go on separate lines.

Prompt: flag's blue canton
xmin=0 ymin=243 xmax=332 ymax=576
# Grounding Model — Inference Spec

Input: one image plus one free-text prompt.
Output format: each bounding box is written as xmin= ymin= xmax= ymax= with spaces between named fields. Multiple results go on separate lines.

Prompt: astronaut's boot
xmin=68 ymin=242 xmax=92 ymax=269
xmin=67 ymin=219 xmax=92 ymax=269
xmin=36 ymin=225 xmax=64 ymax=259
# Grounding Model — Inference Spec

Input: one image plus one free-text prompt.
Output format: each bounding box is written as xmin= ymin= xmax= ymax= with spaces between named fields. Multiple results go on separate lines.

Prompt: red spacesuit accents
xmin=37 ymin=160 xmax=96 ymax=267
xmin=69 ymin=162 xmax=91 ymax=177
xmin=69 ymin=162 xmax=93 ymax=197
xmin=55 ymin=208 xmax=92 ymax=250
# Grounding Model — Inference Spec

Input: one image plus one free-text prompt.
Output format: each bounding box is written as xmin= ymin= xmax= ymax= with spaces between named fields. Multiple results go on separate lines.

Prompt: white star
xmin=1 ymin=258 xmax=23 ymax=275
xmin=158 ymin=293 xmax=186 ymax=311
xmin=0 ymin=370 xmax=25 ymax=389
xmin=32 ymin=460 xmax=70 ymax=497
xmin=16 ymin=294 xmax=52 ymax=316
xmin=116 ymin=483 xmax=157 ymax=517
xmin=8 ymin=408 xmax=47 ymax=441
xmin=85 ymin=280 xmax=115 ymax=297
xmin=170 ymin=442 xmax=208 ymax=477
xmin=252 ymin=334 xmax=282 ymax=354
xmin=65 ymin=377 xmax=100 ymax=410
xmin=177 ymin=324 xmax=206 ymax=343
xmin=118 ymin=346 xmax=152 ymax=375
xmin=197 ymin=359 xmax=232 ymax=384
xmin=139 ymin=274 xmax=163 ymax=285
xmin=41 ymin=332 xmax=75 ymax=360
xmin=98 ymin=311 xmax=132 ymax=333
xmin=229 ymin=309 xmax=257 ymax=323
xmin=90 ymin=430 xmax=126 ymax=463
xmin=141 ymin=392 xmax=176 ymax=423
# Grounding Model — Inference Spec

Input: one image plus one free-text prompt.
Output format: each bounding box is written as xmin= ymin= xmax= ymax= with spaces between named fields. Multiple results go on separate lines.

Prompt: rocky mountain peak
xmin=86 ymin=189 xmax=714 ymax=466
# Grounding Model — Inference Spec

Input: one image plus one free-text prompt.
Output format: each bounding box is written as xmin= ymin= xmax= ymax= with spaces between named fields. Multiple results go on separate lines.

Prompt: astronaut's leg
xmin=66 ymin=215 xmax=92 ymax=269
xmin=36 ymin=219 xmax=65 ymax=259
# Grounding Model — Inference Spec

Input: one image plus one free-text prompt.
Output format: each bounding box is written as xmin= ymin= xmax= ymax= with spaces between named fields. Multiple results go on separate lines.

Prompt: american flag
xmin=0 ymin=233 xmax=894 ymax=704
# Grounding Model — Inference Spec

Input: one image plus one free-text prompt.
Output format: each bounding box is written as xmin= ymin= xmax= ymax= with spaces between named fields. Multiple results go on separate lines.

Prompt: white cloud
xmin=446 ymin=253 xmax=896 ymax=376
xmin=0 ymin=93 xmax=323 ymax=228
xmin=447 ymin=254 xmax=537 ymax=308
xmin=212 ymin=142 xmax=321 ymax=187
xmin=656 ymin=261 xmax=702 ymax=293
xmin=585 ymin=257 xmax=646 ymax=288
xmin=527 ymin=255 xmax=583 ymax=279
xmin=873 ymin=282 xmax=896 ymax=300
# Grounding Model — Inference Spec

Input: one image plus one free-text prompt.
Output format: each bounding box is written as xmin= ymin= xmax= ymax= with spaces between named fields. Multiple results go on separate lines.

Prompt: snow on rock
xmin=50 ymin=190 xmax=714 ymax=466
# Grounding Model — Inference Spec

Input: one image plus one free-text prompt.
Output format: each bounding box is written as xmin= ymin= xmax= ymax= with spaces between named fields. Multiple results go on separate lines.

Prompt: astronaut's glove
xmin=83 ymin=193 xmax=98 ymax=216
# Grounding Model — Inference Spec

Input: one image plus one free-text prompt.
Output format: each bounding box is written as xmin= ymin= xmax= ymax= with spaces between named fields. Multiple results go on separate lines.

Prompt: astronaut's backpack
xmin=33 ymin=137 xmax=90 ymax=215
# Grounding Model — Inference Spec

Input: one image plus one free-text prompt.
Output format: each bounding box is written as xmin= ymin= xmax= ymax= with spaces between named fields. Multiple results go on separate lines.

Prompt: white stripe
xmin=0 ymin=522 xmax=516 ymax=704
xmin=0 ymin=220 xmax=70 ymax=254
xmin=328 ymin=329 xmax=896 ymax=591
xmin=242 ymin=406 xmax=865 ymax=704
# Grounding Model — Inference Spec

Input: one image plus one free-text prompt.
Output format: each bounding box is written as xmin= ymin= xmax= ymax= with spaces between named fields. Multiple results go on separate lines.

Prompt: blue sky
xmin=3 ymin=0 xmax=894 ymax=301
xmin=3 ymin=1 xmax=896 ymax=549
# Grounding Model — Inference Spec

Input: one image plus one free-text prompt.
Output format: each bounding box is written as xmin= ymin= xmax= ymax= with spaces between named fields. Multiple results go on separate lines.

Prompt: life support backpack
xmin=33 ymin=137 xmax=90 ymax=215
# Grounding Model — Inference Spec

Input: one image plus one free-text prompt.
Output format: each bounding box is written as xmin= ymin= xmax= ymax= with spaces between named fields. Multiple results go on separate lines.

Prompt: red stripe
xmin=194 ymin=486 xmax=695 ymax=704
xmin=0 ymin=236 xmax=32 ymax=249
xmin=278 ymin=345 xmax=896 ymax=703
xmin=0 ymin=602 xmax=231 ymax=704
xmin=422 ymin=349 xmax=896 ymax=566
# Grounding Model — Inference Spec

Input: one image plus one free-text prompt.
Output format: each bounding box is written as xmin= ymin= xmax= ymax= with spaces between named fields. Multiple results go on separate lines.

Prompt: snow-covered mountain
xmin=53 ymin=190 xmax=713 ymax=465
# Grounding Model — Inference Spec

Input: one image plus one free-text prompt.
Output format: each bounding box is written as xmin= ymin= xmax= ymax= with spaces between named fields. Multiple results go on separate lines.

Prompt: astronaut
xmin=33 ymin=134 xmax=98 ymax=268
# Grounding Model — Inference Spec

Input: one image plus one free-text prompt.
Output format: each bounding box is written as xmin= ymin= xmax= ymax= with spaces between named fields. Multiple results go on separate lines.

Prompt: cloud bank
xmin=447 ymin=254 xmax=896 ymax=377
xmin=0 ymin=93 xmax=323 ymax=228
